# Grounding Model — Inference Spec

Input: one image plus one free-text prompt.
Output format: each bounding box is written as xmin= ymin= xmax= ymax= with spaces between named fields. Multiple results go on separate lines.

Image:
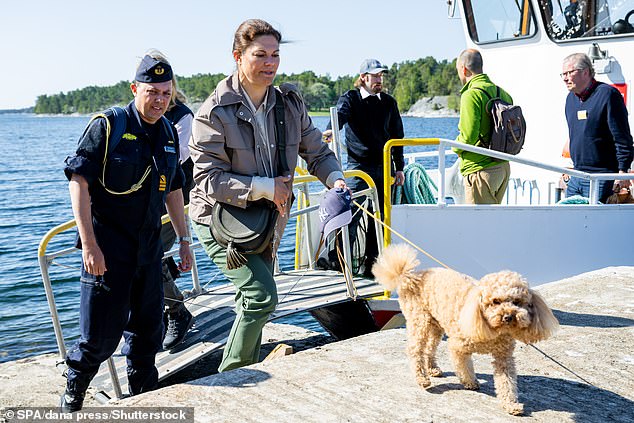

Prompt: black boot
xmin=60 ymin=388 xmax=85 ymax=413
xmin=60 ymin=369 xmax=94 ymax=413
xmin=128 ymin=366 xmax=159 ymax=396
xmin=162 ymin=307 xmax=193 ymax=350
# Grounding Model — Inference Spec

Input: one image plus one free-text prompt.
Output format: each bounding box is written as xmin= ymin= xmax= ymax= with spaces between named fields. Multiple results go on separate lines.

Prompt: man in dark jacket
xmin=324 ymin=58 xmax=404 ymax=276
xmin=562 ymin=53 xmax=633 ymax=203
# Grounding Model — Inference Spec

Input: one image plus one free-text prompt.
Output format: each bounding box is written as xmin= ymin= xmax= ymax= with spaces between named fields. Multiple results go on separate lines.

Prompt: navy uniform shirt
xmin=64 ymin=101 xmax=184 ymax=265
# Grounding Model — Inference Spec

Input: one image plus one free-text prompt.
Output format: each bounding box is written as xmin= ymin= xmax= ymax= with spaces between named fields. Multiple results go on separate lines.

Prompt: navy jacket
xmin=565 ymin=82 xmax=633 ymax=173
xmin=329 ymin=89 xmax=405 ymax=173
xmin=64 ymin=101 xmax=184 ymax=265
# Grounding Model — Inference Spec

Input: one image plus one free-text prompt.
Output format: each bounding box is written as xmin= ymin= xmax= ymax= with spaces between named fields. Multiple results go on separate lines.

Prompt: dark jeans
xmin=566 ymin=176 xmax=613 ymax=203
xmin=65 ymin=258 xmax=163 ymax=395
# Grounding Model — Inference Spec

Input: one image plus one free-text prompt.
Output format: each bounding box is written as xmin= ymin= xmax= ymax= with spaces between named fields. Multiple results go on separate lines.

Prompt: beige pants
xmin=464 ymin=162 xmax=510 ymax=204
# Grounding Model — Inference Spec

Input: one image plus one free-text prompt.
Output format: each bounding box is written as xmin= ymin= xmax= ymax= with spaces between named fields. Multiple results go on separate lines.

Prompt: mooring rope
xmin=393 ymin=162 xmax=438 ymax=205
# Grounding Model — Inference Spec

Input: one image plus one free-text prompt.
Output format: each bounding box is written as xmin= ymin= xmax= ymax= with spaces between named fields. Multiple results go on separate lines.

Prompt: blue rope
xmin=394 ymin=163 xmax=438 ymax=205
xmin=557 ymin=195 xmax=590 ymax=204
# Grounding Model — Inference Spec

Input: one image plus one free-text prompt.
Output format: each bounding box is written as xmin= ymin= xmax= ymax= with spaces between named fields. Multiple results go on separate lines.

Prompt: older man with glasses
xmin=561 ymin=53 xmax=633 ymax=203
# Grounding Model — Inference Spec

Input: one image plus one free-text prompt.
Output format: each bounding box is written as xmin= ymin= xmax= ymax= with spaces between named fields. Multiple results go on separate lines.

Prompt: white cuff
xmin=249 ymin=176 xmax=275 ymax=201
xmin=326 ymin=171 xmax=345 ymax=188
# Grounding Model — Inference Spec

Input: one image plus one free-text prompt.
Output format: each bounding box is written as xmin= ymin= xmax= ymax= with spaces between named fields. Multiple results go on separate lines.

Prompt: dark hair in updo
xmin=232 ymin=19 xmax=282 ymax=53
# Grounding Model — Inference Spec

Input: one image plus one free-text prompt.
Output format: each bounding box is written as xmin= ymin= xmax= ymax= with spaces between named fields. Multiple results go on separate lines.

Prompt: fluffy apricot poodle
xmin=373 ymin=244 xmax=559 ymax=415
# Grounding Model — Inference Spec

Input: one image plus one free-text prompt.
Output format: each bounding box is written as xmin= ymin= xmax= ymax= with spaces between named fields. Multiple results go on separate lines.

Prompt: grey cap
xmin=359 ymin=58 xmax=388 ymax=75
xmin=319 ymin=188 xmax=352 ymax=239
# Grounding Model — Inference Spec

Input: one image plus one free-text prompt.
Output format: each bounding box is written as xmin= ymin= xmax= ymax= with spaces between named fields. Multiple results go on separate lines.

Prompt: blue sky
xmin=0 ymin=0 xmax=465 ymax=109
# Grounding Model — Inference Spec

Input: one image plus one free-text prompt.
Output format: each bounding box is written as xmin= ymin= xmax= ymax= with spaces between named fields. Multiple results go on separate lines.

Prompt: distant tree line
xmin=33 ymin=56 xmax=461 ymax=114
xmin=0 ymin=107 xmax=33 ymax=114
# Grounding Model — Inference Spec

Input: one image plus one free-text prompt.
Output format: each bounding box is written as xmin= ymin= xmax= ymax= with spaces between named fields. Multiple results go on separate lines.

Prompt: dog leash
xmin=528 ymin=344 xmax=594 ymax=386
xmin=353 ymin=200 xmax=596 ymax=387
xmin=352 ymin=200 xmax=451 ymax=269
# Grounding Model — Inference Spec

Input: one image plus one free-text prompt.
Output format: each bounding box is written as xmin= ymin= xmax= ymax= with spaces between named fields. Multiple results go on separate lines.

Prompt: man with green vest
xmin=453 ymin=49 xmax=512 ymax=204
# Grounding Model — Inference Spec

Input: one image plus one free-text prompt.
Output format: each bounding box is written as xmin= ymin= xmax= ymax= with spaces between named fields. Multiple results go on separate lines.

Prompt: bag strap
xmin=472 ymin=86 xmax=495 ymax=112
xmin=471 ymin=87 xmax=494 ymax=148
xmin=274 ymin=90 xmax=289 ymax=176
xmin=106 ymin=106 xmax=128 ymax=156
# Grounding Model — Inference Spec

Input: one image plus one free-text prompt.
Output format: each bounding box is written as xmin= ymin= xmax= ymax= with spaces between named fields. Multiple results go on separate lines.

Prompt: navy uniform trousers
xmin=65 ymin=257 xmax=164 ymax=395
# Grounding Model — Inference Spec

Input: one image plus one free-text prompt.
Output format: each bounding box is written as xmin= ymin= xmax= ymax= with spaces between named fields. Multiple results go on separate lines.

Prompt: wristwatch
xmin=177 ymin=236 xmax=192 ymax=244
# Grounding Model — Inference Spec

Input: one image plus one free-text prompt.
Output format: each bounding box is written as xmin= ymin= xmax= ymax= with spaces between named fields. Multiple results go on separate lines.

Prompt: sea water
xmin=0 ymin=113 xmax=459 ymax=363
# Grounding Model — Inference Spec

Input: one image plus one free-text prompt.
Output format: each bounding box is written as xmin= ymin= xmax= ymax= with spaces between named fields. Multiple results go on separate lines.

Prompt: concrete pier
xmin=2 ymin=266 xmax=633 ymax=422
xmin=119 ymin=267 xmax=634 ymax=422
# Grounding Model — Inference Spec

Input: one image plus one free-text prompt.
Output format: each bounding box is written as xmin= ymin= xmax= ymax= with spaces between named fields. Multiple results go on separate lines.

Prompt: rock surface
xmin=0 ymin=323 xmax=333 ymax=411
xmin=2 ymin=267 xmax=633 ymax=423
xmin=405 ymin=95 xmax=459 ymax=118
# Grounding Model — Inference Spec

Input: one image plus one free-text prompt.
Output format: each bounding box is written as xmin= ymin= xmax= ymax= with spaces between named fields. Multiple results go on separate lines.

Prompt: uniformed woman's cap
xmin=135 ymin=55 xmax=173 ymax=83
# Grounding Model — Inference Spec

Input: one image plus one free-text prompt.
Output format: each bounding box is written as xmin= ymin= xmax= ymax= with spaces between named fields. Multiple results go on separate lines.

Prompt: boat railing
xmin=382 ymin=137 xmax=634 ymax=245
xmin=403 ymin=149 xmax=458 ymax=165
xmin=38 ymin=169 xmax=382 ymax=362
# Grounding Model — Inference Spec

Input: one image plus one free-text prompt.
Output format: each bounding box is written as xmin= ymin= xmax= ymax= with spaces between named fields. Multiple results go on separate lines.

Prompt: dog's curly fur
xmin=373 ymin=244 xmax=559 ymax=415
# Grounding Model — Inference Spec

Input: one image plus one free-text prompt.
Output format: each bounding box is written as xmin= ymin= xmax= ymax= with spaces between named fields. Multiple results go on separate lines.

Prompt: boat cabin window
xmin=462 ymin=0 xmax=536 ymax=43
xmin=538 ymin=0 xmax=634 ymax=41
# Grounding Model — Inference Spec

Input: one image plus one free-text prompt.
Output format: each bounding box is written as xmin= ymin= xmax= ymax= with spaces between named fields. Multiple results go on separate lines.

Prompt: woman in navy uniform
xmin=160 ymin=88 xmax=196 ymax=350
xmin=61 ymin=53 xmax=193 ymax=412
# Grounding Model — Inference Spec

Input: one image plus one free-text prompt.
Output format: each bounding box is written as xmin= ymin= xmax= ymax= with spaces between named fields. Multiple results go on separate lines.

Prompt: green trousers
xmin=192 ymin=220 xmax=278 ymax=372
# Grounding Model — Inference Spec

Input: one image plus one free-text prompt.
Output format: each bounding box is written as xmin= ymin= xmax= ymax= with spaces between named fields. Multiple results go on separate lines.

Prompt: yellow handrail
xmin=382 ymin=138 xmax=442 ymax=246
xmin=294 ymin=167 xmax=310 ymax=269
xmin=292 ymin=169 xmax=378 ymax=189
xmin=38 ymin=220 xmax=78 ymax=258
xmin=38 ymin=206 xmax=190 ymax=259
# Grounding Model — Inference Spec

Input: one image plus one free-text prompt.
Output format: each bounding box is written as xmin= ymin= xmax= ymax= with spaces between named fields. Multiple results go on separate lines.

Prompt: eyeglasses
xmin=560 ymin=69 xmax=581 ymax=79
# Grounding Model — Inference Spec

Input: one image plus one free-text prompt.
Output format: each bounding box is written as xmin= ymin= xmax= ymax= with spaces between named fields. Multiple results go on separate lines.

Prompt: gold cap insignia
xmin=155 ymin=66 xmax=165 ymax=75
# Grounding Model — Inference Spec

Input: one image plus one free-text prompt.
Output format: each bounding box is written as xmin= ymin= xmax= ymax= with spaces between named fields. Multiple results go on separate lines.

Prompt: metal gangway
xmin=38 ymin=170 xmax=385 ymax=401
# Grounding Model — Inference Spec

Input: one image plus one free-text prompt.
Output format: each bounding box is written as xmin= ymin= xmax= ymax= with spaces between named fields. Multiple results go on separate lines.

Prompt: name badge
xmin=164 ymin=146 xmax=176 ymax=154
xmin=159 ymin=175 xmax=167 ymax=192
xmin=577 ymin=110 xmax=587 ymax=120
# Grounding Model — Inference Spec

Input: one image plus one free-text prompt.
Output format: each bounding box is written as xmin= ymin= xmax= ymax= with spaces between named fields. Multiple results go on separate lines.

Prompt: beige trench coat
xmin=189 ymin=73 xmax=342 ymax=257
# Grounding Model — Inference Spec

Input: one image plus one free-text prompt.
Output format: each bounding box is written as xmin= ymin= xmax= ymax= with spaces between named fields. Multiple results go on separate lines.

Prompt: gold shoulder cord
xmin=92 ymin=114 xmax=152 ymax=195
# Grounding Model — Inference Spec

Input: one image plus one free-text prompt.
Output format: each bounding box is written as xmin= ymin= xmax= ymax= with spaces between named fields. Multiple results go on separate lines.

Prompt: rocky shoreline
xmin=9 ymin=96 xmax=458 ymax=119
xmin=404 ymin=95 xmax=459 ymax=118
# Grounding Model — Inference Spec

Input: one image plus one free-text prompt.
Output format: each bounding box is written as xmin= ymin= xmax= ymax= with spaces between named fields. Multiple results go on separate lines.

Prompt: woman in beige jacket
xmin=189 ymin=19 xmax=347 ymax=372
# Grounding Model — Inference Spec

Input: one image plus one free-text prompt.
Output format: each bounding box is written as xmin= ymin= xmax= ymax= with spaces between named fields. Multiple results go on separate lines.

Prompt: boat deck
xmin=89 ymin=269 xmax=382 ymax=399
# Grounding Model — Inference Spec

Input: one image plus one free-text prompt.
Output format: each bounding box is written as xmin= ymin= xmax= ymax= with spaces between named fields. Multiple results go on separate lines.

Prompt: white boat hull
xmin=392 ymin=203 xmax=634 ymax=284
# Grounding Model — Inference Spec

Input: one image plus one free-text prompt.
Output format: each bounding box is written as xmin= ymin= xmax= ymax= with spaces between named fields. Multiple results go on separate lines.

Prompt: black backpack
xmin=474 ymin=86 xmax=526 ymax=155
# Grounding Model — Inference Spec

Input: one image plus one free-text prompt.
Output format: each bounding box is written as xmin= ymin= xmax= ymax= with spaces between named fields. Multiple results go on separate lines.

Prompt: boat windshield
xmin=461 ymin=0 xmax=537 ymax=43
xmin=538 ymin=0 xmax=634 ymax=41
